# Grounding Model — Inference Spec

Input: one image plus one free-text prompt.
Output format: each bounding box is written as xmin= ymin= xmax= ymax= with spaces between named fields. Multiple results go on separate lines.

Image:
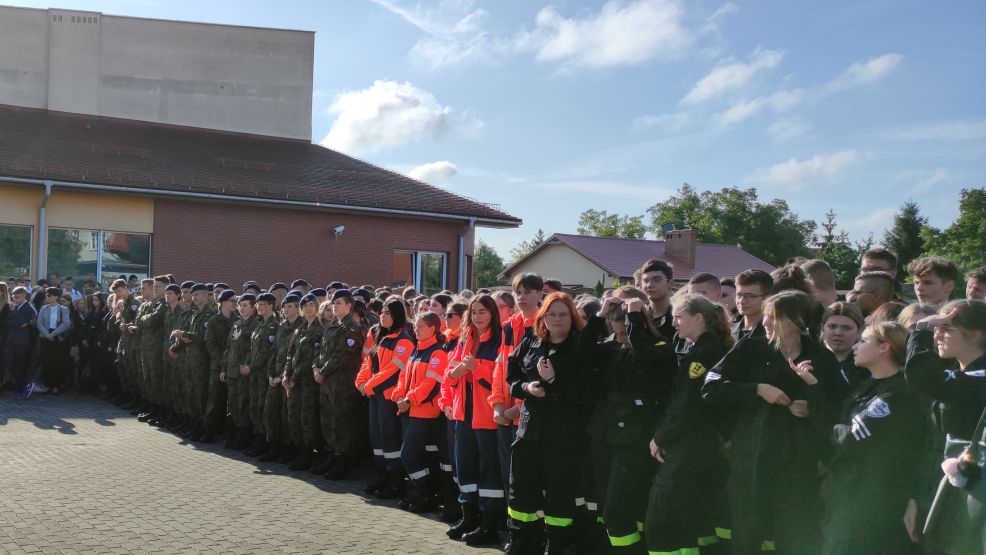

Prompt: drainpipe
xmin=37 ymin=180 xmax=52 ymax=281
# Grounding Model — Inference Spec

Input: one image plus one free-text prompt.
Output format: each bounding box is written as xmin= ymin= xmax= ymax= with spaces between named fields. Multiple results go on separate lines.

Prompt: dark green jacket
xmin=287 ymin=319 xmax=323 ymax=384
xmin=248 ymin=314 xmax=280 ymax=377
xmin=317 ymin=313 xmax=364 ymax=379
xmin=271 ymin=316 xmax=304 ymax=378
xmin=206 ymin=312 xmax=234 ymax=376
xmin=225 ymin=315 xmax=259 ymax=379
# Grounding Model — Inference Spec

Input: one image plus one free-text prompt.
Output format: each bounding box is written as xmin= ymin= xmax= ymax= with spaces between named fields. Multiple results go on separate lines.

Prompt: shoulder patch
xmin=430 ymin=357 xmax=441 ymax=368
xmin=689 ymin=361 xmax=707 ymax=379
xmin=396 ymin=346 xmax=407 ymax=355
xmin=866 ymin=398 xmax=891 ymax=419
xmin=268 ymin=335 xmax=275 ymax=343
xmin=346 ymin=338 xmax=356 ymax=347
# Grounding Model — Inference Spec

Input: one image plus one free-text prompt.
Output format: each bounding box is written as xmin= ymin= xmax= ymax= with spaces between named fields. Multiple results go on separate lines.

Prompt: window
xmin=392 ymin=250 xmax=447 ymax=294
xmin=46 ymin=228 xmax=151 ymax=290
xmin=0 ymin=224 xmax=32 ymax=278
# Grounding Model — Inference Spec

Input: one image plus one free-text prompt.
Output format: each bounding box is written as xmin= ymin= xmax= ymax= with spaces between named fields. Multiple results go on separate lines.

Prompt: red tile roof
xmin=502 ymin=233 xmax=776 ymax=282
xmin=0 ymin=105 xmax=520 ymax=226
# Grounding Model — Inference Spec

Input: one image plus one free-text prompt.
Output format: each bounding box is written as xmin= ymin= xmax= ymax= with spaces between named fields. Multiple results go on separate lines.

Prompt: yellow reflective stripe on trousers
xmin=636 ymin=521 xmax=645 ymax=532
xmin=715 ymin=527 xmax=732 ymax=540
xmin=608 ymin=531 xmax=641 ymax=547
xmin=507 ymin=507 xmax=540 ymax=523
xmin=544 ymin=515 xmax=573 ymax=527
xmin=698 ymin=535 xmax=719 ymax=546
xmin=648 ymin=547 xmax=699 ymax=555
xmin=762 ymin=540 xmax=776 ymax=551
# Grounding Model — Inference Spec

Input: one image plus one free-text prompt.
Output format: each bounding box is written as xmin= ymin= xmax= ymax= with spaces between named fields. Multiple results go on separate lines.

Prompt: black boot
xmin=198 ymin=423 xmax=217 ymax=443
xmin=375 ymin=470 xmax=407 ymax=499
xmin=310 ymin=452 xmax=336 ymax=475
xmin=504 ymin=525 xmax=537 ymax=555
xmin=258 ymin=441 xmax=281 ymax=462
xmin=278 ymin=444 xmax=297 ymax=464
xmin=188 ymin=422 xmax=207 ymax=442
xmin=447 ymin=503 xmax=480 ymax=540
xmin=462 ymin=511 xmax=501 ymax=546
xmin=223 ymin=426 xmax=241 ymax=448
xmin=179 ymin=417 xmax=197 ymax=436
xmin=363 ymin=467 xmax=389 ymax=496
xmin=232 ymin=427 xmax=253 ymax=450
xmin=404 ymin=482 xmax=438 ymax=513
xmin=249 ymin=436 xmax=270 ymax=457
xmin=289 ymin=449 xmax=313 ymax=471
xmin=244 ymin=433 xmax=266 ymax=455
xmin=324 ymin=454 xmax=351 ymax=480
xmin=438 ymin=478 xmax=462 ymax=522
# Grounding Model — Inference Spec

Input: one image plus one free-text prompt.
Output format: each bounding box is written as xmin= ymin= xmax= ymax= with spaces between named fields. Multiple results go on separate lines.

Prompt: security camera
xmin=333 ymin=225 xmax=345 ymax=236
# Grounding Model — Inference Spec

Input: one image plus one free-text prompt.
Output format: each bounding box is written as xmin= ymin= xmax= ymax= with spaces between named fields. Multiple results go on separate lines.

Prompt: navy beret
xmin=180 ymin=281 xmax=195 ymax=289
xmin=165 ymin=284 xmax=181 ymax=295
xmin=310 ymin=288 xmax=327 ymax=297
xmin=331 ymin=289 xmax=354 ymax=302
xmin=190 ymin=283 xmax=209 ymax=293
xmin=239 ymin=293 xmax=257 ymax=304
xmin=299 ymin=293 xmax=318 ymax=306
xmin=351 ymin=288 xmax=372 ymax=302
xmin=205 ymin=283 xmax=214 ymax=290
xmin=257 ymin=292 xmax=276 ymax=305
xmin=291 ymin=279 xmax=310 ymax=289
xmin=214 ymin=283 xmax=230 ymax=290
xmin=328 ymin=281 xmax=347 ymax=290
xmin=269 ymin=282 xmax=288 ymax=292
xmin=242 ymin=281 xmax=261 ymax=292
xmin=217 ymin=290 xmax=236 ymax=303
xmin=282 ymin=293 xmax=301 ymax=306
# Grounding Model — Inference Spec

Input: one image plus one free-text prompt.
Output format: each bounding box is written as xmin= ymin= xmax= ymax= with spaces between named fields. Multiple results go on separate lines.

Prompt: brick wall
xmin=151 ymin=198 xmax=469 ymax=290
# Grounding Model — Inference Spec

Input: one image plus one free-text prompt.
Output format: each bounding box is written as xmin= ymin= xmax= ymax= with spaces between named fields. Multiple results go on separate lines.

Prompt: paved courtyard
xmin=0 ymin=392 xmax=499 ymax=555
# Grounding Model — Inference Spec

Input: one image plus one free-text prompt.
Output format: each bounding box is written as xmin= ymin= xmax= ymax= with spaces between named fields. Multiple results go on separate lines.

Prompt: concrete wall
xmin=505 ymin=244 xmax=615 ymax=289
xmin=0 ymin=6 xmax=314 ymax=140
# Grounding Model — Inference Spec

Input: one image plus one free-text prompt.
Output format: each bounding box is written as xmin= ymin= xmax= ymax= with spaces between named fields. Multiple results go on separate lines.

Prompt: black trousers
xmin=4 ymin=341 xmax=31 ymax=389
xmin=401 ymin=416 xmax=442 ymax=485
xmin=39 ymin=336 xmax=70 ymax=389
xmin=508 ymin=437 xmax=583 ymax=529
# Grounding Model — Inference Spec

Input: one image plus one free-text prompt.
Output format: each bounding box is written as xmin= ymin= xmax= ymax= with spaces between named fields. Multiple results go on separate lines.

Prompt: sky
xmin=10 ymin=0 xmax=985 ymax=260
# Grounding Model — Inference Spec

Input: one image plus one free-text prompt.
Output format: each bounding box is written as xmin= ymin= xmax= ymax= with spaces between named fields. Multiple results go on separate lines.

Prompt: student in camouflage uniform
xmin=311 ymin=289 xmax=366 ymax=480
xmin=260 ymin=292 xmax=304 ymax=463
xmin=206 ymin=290 xmax=237 ymax=443
xmin=135 ymin=277 xmax=169 ymax=424
xmin=160 ymin=284 xmax=185 ymax=429
xmin=113 ymin=279 xmax=142 ymax=410
xmin=244 ymin=292 xmax=280 ymax=457
xmin=283 ymin=293 xmax=323 ymax=471
xmin=174 ymin=283 xmax=216 ymax=441
xmin=224 ymin=294 xmax=259 ymax=450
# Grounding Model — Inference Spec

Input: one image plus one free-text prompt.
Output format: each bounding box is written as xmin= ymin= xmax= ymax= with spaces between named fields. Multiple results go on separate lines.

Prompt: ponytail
xmin=677 ymin=294 xmax=735 ymax=351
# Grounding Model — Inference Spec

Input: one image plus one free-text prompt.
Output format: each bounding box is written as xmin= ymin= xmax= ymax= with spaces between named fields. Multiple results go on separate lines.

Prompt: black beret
xmin=205 ymin=283 xmax=214 ymax=289
xmin=165 ymin=284 xmax=181 ymax=295
xmin=191 ymin=283 xmax=209 ymax=293
xmin=217 ymin=290 xmax=236 ymax=303
xmin=269 ymin=282 xmax=288 ymax=292
xmin=180 ymin=281 xmax=195 ymax=289
xmin=331 ymin=289 xmax=354 ymax=302
xmin=239 ymin=293 xmax=257 ymax=304
xmin=310 ymin=288 xmax=327 ymax=297
xmin=282 ymin=293 xmax=301 ymax=306
xmin=299 ymin=293 xmax=318 ymax=306
xmin=351 ymin=288 xmax=372 ymax=302
xmin=214 ymin=283 xmax=230 ymax=290
xmin=257 ymin=292 xmax=276 ymax=305
xmin=291 ymin=279 xmax=310 ymax=289
xmin=328 ymin=281 xmax=347 ymax=290
xmin=242 ymin=281 xmax=261 ymax=291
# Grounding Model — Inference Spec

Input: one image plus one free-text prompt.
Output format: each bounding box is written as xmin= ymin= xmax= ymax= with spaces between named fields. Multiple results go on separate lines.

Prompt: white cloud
xmin=708 ymin=2 xmax=738 ymax=21
xmin=408 ymin=160 xmax=460 ymax=182
xmin=912 ymin=167 xmax=949 ymax=194
xmin=715 ymin=88 xmax=805 ymax=125
xmin=743 ymin=149 xmax=860 ymax=188
xmin=885 ymin=120 xmax=986 ymax=141
xmin=518 ymin=0 xmax=693 ymax=68
xmin=840 ymin=207 xmax=897 ymax=239
xmin=824 ymin=53 xmax=903 ymax=92
xmin=632 ymin=112 xmax=690 ymax=131
xmin=767 ymin=117 xmax=810 ymax=142
xmin=681 ymin=48 xmax=783 ymax=105
xmin=320 ymin=80 xmax=482 ymax=155
xmin=369 ymin=0 xmax=487 ymax=35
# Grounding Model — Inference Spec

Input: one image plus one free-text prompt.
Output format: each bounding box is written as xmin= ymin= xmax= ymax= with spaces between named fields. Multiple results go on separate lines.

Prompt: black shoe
xmin=462 ymin=511 xmax=500 ymax=546
xmin=258 ymin=442 xmax=281 ymax=462
xmin=438 ymin=480 xmax=462 ymax=523
xmin=278 ymin=445 xmax=297 ymax=464
xmin=447 ymin=503 xmax=480 ymax=540
xmin=363 ymin=468 xmax=389 ymax=496
xmin=232 ymin=428 xmax=253 ymax=451
xmin=405 ymin=485 xmax=438 ymax=513
xmin=223 ymin=428 xmax=240 ymax=448
xmin=289 ymin=450 xmax=313 ymax=471
xmin=245 ymin=435 xmax=268 ymax=457
xmin=310 ymin=453 xmax=336 ymax=475
xmin=188 ymin=423 xmax=207 ymax=442
xmin=324 ymin=455 xmax=351 ymax=480
xmin=375 ymin=472 xmax=407 ymax=500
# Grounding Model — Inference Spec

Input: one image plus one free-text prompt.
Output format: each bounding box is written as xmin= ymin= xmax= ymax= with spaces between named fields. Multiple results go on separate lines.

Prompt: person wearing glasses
xmin=847 ymin=272 xmax=896 ymax=318
xmin=733 ymin=269 xmax=774 ymax=342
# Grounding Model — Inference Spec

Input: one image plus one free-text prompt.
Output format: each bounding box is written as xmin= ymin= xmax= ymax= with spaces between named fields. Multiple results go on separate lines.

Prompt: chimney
xmin=665 ymin=229 xmax=696 ymax=269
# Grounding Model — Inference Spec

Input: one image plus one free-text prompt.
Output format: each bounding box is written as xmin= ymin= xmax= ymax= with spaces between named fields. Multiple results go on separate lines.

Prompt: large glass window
xmin=46 ymin=228 xmax=151 ymax=291
xmin=392 ymin=250 xmax=447 ymax=294
xmin=0 ymin=224 xmax=32 ymax=278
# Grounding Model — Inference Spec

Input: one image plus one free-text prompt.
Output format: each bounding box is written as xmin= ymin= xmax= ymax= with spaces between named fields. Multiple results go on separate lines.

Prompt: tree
xmin=883 ymin=201 xmax=927 ymax=273
xmin=818 ymin=208 xmax=849 ymax=249
xmin=577 ymin=209 xmax=647 ymax=239
xmin=647 ymin=185 xmax=816 ymax=266
xmin=819 ymin=232 xmax=874 ymax=290
xmin=921 ymin=188 xmax=986 ymax=270
xmin=509 ymin=228 xmax=547 ymax=262
xmin=473 ymin=240 xmax=505 ymax=288
xmin=0 ymin=225 xmax=32 ymax=277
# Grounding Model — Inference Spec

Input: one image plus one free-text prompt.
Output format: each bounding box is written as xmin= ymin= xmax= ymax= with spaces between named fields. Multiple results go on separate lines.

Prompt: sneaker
xmin=22 ymin=382 xmax=35 ymax=399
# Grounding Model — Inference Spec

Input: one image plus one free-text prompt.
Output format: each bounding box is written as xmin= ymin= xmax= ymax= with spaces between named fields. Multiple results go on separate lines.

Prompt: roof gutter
xmin=0 ymin=176 xmax=521 ymax=228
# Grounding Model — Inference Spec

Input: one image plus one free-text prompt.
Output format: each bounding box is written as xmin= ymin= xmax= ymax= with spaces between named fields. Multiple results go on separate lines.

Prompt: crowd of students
xmin=1 ymin=251 xmax=984 ymax=555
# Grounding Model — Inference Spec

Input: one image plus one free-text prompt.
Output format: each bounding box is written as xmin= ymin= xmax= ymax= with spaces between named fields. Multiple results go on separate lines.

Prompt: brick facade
xmin=152 ymin=198 xmax=468 ymax=290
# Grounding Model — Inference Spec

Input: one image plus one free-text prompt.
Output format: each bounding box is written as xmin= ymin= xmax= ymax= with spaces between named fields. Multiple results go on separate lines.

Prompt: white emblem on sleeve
xmin=866 ymin=398 xmax=890 ymax=418
xmin=347 ymin=338 xmax=356 ymax=347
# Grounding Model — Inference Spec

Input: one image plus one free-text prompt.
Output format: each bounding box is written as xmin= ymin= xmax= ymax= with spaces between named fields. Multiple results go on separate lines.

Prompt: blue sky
xmin=11 ymin=0 xmax=985 ymax=259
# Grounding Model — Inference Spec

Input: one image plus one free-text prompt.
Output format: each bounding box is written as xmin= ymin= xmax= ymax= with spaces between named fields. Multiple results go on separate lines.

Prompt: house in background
xmin=499 ymin=230 xmax=776 ymax=290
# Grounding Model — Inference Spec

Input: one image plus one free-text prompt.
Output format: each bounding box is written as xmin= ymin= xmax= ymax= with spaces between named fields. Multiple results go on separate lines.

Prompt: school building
xmin=0 ymin=6 xmax=520 ymax=294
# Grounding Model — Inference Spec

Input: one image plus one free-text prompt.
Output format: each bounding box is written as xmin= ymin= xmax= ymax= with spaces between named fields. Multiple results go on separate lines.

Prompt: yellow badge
xmin=689 ymin=361 xmax=707 ymax=379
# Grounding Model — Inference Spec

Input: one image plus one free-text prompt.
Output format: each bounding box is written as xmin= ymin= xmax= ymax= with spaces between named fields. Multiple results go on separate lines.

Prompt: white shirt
xmin=48 ymin=305 xmax=59 ymax=330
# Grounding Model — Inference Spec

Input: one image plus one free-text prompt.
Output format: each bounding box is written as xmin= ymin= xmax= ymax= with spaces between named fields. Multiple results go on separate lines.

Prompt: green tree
xmin=921 ymin=188 xmax=986 ymax=270
xmin=647 ymin=185 xmax=816 ymax=266
xmin=0 ymin=225 xmax=32 ymax=277
xmin=473 ymin=240 xmax=505 ymax=288
xmin=819 ymin=232 xmax=874 ymax=290
xmin=45 ymin=229 xmax=84 ymax=278
xmin=509 ymin=228 xmax=547 ymax=262
xmin=883 ymin=201 xmax=927 ymax=273
xmin=577 ymin=209 xmax=647 ymax=239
